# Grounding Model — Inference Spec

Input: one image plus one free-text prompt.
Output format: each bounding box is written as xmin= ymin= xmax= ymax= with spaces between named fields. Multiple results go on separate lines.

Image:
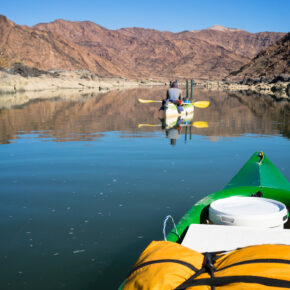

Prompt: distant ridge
xmin=207 ymin=25 xmax=245 ymax=32
xmin=191 ymin=25 xmax=245 ymax=33
xmin=0 ymin=15 xmax=286 ymax=80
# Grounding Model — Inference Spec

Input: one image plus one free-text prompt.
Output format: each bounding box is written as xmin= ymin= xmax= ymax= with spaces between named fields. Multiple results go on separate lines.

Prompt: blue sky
xmin=1 ymin=0 xmax=290 ymax=33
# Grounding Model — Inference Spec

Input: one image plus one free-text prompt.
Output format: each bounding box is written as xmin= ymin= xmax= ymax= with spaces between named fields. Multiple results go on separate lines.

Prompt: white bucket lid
xmin=209 ymin=196 xmax=288 ymax=228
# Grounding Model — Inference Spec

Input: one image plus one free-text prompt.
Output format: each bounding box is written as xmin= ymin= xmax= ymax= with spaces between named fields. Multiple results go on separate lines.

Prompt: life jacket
xmin=122 ymin=241 xmax=290 ymax=290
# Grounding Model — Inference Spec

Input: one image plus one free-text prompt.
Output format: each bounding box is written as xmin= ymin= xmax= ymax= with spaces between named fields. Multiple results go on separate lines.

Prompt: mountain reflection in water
xmin=0 ymin=87 xmax=289 ymax=144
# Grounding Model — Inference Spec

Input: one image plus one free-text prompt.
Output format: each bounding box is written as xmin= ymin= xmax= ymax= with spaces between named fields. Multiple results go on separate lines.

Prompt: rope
xmin=163 ymin=215 xmax=180 ymax=241
xmin=258 ymin=151 xmax=264 ymax=165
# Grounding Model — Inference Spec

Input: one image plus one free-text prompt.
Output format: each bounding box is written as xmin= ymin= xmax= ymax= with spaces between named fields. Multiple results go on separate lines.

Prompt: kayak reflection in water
xmin=161 ymin=116 xmax=193 ymax=146
xmin=137 ymin=113 xmax=208 ymax=146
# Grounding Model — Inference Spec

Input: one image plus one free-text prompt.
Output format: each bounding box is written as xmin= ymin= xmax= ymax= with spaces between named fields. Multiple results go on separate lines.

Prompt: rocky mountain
xmin=0 ymin=15 xmax=120 ymax=76
xmin=226 ymin=32 xmax=290 ymax=82
xmin=0 ymin=15 xmax=286 ymax=80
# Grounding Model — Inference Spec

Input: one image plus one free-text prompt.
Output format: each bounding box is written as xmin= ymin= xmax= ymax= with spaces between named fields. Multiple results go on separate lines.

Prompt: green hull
xmin=167 ymin=151 xmax=290 ymax=242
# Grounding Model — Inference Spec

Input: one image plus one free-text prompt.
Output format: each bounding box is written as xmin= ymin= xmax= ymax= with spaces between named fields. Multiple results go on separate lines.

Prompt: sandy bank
xmin=0 ymin=69 xmax=165 ymax=95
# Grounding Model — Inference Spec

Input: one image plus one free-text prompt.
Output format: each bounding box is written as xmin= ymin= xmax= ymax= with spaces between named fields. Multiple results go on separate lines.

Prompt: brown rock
xmin=226 ymin=33 xmax=290 ymax=82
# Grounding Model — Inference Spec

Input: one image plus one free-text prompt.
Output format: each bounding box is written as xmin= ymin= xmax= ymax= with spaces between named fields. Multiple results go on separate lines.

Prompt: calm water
xmin=0 ymin=87 xmax=289 ymax=289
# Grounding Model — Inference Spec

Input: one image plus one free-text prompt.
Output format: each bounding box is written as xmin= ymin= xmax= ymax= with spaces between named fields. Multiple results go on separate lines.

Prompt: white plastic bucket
xmin=209 ymin=196 xmax=288 ymax=229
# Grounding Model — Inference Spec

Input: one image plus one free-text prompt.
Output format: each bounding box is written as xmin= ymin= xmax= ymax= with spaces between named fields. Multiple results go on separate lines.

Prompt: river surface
xmin=0 ymin=87 xmax=289 ymax=290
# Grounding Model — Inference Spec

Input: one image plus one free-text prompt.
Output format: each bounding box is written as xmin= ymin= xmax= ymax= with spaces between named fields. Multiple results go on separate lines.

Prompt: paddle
xmin=138 ymin=98 xmax=210 ymax=109
xmin=138 ymin=121 xmax=208 ymax=128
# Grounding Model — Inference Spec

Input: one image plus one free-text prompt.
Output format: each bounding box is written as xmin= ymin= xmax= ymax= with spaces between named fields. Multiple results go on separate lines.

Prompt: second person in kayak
xmin=161 ymin=81 xmax=184 ymax=112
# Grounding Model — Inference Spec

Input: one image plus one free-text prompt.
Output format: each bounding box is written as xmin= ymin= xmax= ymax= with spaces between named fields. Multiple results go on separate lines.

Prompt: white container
xmin=209 ymin=196 xmax=288 ymax=228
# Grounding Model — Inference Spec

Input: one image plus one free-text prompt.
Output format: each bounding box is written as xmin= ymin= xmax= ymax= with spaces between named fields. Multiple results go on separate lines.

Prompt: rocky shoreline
xmin=198 ymin=76 xmax=290 ymax=100
xmin=0 ymin=64 xmax=289 ymax=100
xmin=0 ymin=63 xmax=165 ymax=95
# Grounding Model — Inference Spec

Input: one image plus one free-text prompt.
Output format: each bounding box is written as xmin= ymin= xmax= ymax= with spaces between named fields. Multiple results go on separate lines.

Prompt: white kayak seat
xmin=181 ymin=224 xmax=290 ymax=253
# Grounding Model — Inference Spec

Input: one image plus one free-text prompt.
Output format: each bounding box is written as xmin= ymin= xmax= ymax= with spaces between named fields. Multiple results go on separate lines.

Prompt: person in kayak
xmin=160 ymin=81 xmax=184 ymax=112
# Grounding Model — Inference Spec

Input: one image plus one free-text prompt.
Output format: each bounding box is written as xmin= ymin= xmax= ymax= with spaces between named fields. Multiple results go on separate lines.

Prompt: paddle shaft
xmin=138 ymin=121 xmax=208 ymax=128
xmin=138 ymin=99 xmax=209 ymax=108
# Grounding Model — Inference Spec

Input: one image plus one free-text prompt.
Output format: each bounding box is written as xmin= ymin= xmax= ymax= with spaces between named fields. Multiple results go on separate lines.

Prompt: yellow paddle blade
xmin=192 ymin=121 xmax=209 ymax=128
xmin=138 ymin=124 xmax=159 ymax=128
xmin=192 ymin=101 xmax=210 ymax=109
xmin=138 ymin=98 xmax=161 ymax=103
